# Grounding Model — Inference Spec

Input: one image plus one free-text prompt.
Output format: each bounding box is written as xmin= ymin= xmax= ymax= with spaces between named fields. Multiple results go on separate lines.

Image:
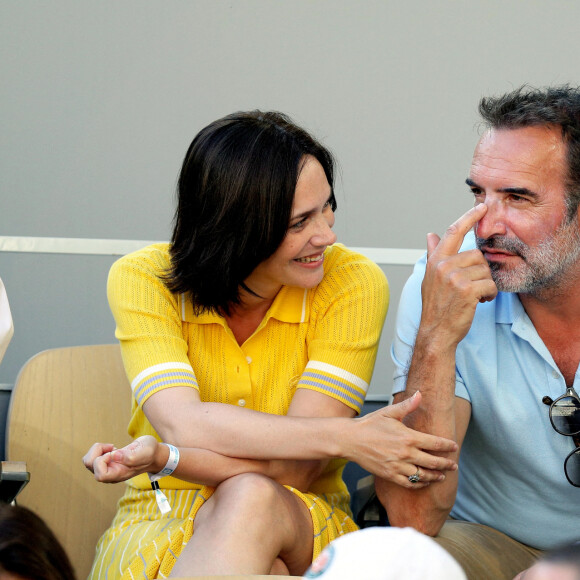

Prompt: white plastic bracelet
xmin=148 ymin=443 xmax=180 ymax=482
xmin=148 ymin=443 xmax=180 ymax=514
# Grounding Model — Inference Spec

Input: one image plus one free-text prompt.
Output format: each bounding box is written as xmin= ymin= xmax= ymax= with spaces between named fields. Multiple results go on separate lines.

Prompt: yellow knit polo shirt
xmin=107 ymin=242 xmax=389 ymax=496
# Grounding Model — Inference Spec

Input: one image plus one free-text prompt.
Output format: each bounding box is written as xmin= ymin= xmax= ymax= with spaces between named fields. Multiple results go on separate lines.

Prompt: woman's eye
xmin=289 ymin=218 xmax=307 ymax=231
xmin=324 ymin=197 xmax=336 ymax=212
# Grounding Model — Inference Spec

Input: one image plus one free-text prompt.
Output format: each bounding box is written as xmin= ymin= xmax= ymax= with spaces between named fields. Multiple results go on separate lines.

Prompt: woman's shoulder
xmin=308 ymin=243 xmax=389 ymax=323
xmin=311 ymin=244 xmax=389 ymax=308
xmin=109 ymin=243 xmax=171 ymax=279
xmin=323 ymin=243 xmax=387 ymax=285
xmin=108 ymin=244 xmax=174 ymax=303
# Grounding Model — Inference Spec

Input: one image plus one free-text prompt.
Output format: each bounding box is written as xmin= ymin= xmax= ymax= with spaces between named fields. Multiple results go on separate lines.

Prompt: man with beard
xmin=376 ymin=85 xmax=580 ymax=580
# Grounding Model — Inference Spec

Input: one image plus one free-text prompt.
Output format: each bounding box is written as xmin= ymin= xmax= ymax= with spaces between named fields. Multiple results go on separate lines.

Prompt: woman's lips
xmin=294 ymin=253 xmax=324 ymax=264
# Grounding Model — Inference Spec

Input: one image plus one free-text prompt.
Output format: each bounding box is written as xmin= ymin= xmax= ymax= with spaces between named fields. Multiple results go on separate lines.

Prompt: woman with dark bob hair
xmin=83 ymin=111 xmax=458 ymax=578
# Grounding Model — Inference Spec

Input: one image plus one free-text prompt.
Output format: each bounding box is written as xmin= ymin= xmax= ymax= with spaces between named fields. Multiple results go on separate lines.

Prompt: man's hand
xmin=376 ymin=206 xmax=490 ymax=534
xmin=419 ymin=204 xmax=497 ymax=350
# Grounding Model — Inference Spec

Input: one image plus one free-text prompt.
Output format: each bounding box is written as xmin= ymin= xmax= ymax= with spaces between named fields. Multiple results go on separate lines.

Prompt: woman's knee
xmin=223 ymin=472 xmax=284 ymax=498
xmin=192 ymin=473 xmax=313 ymax=573
xmin=199 ymin=473 xmax=288 ymax=524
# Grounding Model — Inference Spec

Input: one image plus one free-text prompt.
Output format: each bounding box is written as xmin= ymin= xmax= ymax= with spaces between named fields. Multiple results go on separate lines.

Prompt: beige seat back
xmin=6 ymin=344 xmax=132 ymax=580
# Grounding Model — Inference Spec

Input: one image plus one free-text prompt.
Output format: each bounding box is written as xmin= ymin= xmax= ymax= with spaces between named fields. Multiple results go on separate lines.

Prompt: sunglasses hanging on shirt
xmin=543 ymin=386 xmax=580 ymax=487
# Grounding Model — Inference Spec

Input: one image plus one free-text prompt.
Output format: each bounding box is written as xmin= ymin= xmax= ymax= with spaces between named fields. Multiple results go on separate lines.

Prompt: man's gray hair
xmin=479 ymin=85 xmax=580 ymax=219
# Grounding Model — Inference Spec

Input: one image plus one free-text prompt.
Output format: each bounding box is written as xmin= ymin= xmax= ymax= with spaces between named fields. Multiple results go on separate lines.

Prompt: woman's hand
xmin=345 ymin=392 xmax=459 ymax=489
xmin=82 ymin=435 xmax=166 ymax=483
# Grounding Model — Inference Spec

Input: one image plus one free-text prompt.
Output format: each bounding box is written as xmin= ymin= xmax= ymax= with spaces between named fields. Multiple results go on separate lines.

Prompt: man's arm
xmin=376 ymin=204 xmax=497 ymax=536
xmin=377 ymin=394 xmax=470 ymax=535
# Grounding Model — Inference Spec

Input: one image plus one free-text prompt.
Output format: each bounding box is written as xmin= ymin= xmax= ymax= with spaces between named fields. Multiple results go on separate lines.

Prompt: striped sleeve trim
xmin=131 ymin=362 xmax=199 ymax=406
xmin=297 ymin=360 xmax=368 ymax=411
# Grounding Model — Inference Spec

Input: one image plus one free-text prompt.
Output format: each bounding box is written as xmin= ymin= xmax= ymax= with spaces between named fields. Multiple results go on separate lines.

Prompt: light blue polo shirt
xmin=391 ymin=231 xmax=580 ymax=550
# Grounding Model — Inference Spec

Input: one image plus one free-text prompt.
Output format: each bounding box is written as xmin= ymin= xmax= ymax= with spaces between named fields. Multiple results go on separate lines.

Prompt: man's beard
xmin=475 ymin=216 xmax=580 ymax=295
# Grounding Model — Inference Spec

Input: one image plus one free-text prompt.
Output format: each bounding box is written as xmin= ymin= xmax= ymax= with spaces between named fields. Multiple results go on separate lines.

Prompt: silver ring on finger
xmin=408 ymin=466 xmax=421 ymax=484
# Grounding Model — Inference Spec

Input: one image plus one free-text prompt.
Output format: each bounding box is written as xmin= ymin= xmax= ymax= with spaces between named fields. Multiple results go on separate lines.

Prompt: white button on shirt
xmin=246 ymin=356 xmax=252 ymax=364
xmin=238 ymin=399 xmax=246 ymax=407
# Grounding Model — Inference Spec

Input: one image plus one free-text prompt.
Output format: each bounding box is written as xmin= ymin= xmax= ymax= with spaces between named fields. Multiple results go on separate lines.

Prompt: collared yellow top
xmin=107 ymin=242 xmax=389 ymax=502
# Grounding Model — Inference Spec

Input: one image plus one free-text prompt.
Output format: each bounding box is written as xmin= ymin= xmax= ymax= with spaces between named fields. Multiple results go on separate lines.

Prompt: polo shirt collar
xmin=495 ymin=291 xmax=535 ymax=338
xmin=495 ymin=290 xmax=552 ymax=359
xmin=266 ymin=286 xmax=309 ymax=323
xmin=495 ymin=291 xmax=523 ymax=325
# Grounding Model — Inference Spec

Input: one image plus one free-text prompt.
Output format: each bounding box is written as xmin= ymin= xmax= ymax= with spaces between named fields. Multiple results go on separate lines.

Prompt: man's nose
xmin=474 ymin=199 xmax=508 ymax=239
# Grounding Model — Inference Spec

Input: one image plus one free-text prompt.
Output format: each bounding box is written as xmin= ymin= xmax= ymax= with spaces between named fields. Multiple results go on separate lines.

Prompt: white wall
xmin=1 ymin=0 xmax=580 ymax=395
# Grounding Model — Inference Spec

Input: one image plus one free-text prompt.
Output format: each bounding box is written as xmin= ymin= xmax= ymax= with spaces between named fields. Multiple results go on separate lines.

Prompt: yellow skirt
xmin=89 ymin=484 xmax=358 ymax=579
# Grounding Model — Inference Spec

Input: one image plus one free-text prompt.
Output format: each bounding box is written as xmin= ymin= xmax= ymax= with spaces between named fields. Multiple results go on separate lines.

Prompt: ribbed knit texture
xmin=89 ymin=243 xmax=388 ymax=578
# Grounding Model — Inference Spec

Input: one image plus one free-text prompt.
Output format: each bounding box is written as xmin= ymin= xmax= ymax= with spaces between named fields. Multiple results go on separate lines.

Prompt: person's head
xmin=469 ymin=85 xmax=580 ymax=295
xmin=478 ymin=85 xmax=580 ymax=219
xmin=513 ymin=543 xmax=580 ymax=580
xmin=303 ymin=527 xmax=466 ymax=580
xmin=0 ymin=503 xmax=76 ymax=580
xmin=166 ymin=110 xmax=337 ymax=314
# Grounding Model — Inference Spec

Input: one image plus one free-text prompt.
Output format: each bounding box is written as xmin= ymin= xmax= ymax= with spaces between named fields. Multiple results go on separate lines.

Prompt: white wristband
xmin=148 ymin=443 xmax=180 ymax=483
xmin=148 ymin=443 xmax=180 ymax=515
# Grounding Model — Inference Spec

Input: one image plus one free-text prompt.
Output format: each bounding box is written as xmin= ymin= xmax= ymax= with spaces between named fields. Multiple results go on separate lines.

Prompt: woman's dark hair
xmin=165 ymin=110 xmax=336 ymax=315
xmin=0 ymin=503 xmax=76 ymax=580
xmin=479 ymin=84 xmax=580 ymax=219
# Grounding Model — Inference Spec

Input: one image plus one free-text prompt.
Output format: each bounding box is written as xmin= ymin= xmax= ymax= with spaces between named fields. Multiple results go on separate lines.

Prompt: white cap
xmin=303 ymin=527 xmax=466 ymax=580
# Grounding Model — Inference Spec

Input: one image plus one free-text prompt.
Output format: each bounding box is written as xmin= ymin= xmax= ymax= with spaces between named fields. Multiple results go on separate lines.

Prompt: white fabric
xmin=0 ymin=278 xmax=13 ymax=365
xmin=303 ymin=527 xmax=467 ymax=580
